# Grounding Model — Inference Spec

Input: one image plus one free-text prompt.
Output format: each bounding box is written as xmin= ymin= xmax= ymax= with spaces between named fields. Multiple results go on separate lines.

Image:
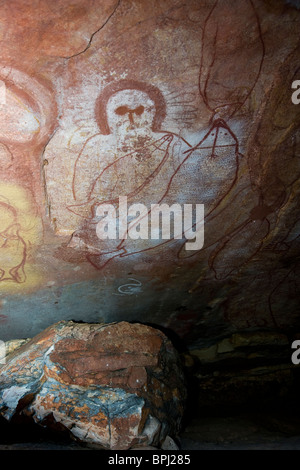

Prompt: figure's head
xmin=95 ymin=80 xmax=166 ymax=134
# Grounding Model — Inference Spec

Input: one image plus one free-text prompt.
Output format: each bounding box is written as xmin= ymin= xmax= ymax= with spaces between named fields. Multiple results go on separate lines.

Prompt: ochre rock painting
xmin=0 ymin=0 xmax=299 ymax=344
xmin=66 ymin=80 xmax=191 ymax=268
xmin=0 ymin=183 xmax=42 ymax=291
xmin=0 ymin=67 xmax=53 ymax=293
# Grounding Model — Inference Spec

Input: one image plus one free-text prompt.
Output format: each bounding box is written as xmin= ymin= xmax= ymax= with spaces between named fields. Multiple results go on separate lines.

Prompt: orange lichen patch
xmin=33 ymin=387 xmax=107 ymax=421
xmin=31 ymin=381 xmax=146 ymax=449
xmin=90 ymin=412 xmax=109 ymax=427
xmin=43 ymin=363 xmax=73 ymax=386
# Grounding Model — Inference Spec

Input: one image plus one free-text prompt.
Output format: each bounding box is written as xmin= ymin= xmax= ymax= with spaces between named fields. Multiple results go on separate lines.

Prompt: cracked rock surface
xmin=0 ymin=321 xmax=186 ymax=450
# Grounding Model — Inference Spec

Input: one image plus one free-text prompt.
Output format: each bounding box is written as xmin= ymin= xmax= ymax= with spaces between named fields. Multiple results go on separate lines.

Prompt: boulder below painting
xmin=0 ymin=321 xmax=186 ymax=449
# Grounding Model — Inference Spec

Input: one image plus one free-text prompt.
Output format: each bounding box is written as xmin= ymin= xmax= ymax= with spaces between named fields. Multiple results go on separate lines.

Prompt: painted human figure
xmin=0 ymin=199 xmax=27 ymax=283
xmin=0 ymin=67 xmax=52 ymax=285
xmin=67 ymin=80 xmax=191 ymax=267
xmin=70 ymin=80 xmax=190 ymax=210
xmin=68 ymin=80 xmax=249 ymax=270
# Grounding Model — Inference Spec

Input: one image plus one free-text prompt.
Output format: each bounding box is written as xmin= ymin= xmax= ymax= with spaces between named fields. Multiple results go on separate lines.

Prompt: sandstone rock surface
xmin=0 ymin=321 xmax=186 ymax=449
xmin=0 ymin=0 xmax=299 ymax=419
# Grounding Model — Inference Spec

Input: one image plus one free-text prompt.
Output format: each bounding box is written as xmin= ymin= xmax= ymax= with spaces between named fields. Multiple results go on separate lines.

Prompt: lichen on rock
xmin=0 ymin=320 xmax=186 ymax=449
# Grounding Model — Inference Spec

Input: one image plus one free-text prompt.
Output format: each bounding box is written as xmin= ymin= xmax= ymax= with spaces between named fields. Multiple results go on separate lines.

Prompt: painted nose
xmin=128 ymin=110 xmax=135 ymax=125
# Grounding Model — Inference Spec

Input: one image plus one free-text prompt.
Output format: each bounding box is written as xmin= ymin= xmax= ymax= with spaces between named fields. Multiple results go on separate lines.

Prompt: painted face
xmin=106 ymin=90 xmax=156 ymax=133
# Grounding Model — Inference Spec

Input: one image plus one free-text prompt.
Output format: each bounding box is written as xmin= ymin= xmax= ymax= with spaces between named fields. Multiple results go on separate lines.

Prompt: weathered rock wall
xmin=0 ymin=0 xmax=298 ymax=357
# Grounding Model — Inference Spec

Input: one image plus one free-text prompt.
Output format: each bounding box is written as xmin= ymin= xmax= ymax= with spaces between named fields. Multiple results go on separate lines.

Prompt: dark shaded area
xmin=0 ymin=412 xmax=80 ymax=448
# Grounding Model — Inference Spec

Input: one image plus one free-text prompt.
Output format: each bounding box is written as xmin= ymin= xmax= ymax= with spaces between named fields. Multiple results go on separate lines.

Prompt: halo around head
xmin=95 ymin=80 xmax=166 ymax=135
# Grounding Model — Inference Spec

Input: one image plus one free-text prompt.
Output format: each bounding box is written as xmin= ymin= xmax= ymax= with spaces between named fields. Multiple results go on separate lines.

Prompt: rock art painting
xmin=0 ymin=66 xmax=54 ymax=293
xmin=0 ymin=0 xmax=298 ymax=344
xmin=0 ymin=183 xmax=43 ymax=289
xmin=49 ymin=79 xmax=252 ymax=273
xmin=66 ymin=79 xmax=192 ymax=268
xmin=199 ymin=0 xmax=265 ymax=121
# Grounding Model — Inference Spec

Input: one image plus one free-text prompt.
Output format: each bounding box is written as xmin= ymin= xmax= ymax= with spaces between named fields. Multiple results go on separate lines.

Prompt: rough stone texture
xmin=183 ymin=329 xmax=298 ymax=410
xmin=0 ymin=321 xmax=186 ymax=449
xmin=0 ymin=0 xmax=299 ymax=411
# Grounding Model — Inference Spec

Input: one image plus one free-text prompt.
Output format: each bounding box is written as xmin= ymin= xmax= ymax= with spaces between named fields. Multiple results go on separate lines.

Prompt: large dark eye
xmin=115 ymin=106 xmax=129 ymax=115
xmin=134 ymin=106 xmax=144 ymax=116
